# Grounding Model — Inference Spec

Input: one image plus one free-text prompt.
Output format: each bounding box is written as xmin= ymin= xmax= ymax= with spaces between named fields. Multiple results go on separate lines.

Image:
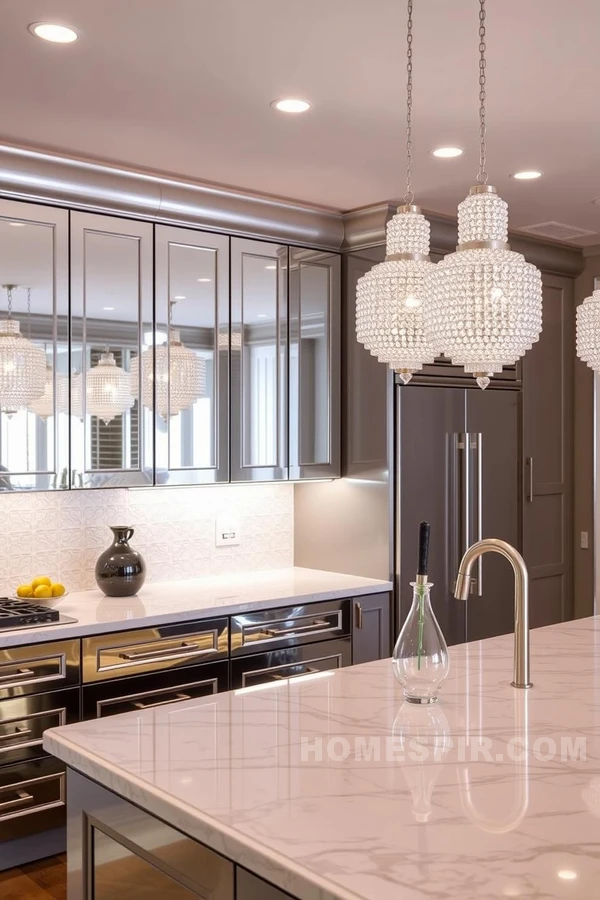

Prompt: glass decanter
xmin=392 ymin=580 xmax=449 ymax=703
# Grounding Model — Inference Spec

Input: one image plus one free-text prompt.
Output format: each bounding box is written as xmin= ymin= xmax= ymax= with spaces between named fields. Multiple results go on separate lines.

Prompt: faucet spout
xmin=454 ymin=538 xmax=532 ymax=689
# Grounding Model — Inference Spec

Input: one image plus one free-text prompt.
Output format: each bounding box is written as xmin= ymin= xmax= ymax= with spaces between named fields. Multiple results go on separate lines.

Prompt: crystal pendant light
xmin=28 ymin=361 xmax=65 ymax=420
xmin=576 ymin=289 xmax=600 ymax=372
xmin=355 ymin=0 xmax=438 ymax=384
xmin=85 ymin=349 xmax=134 ymax=425
xmin=423 ymin=0 xmax=542 ymax=389
xmin=134 ymin=303 xmax=206 ymax=420
xmin=0 ymin=285 xmax=46 ymax=415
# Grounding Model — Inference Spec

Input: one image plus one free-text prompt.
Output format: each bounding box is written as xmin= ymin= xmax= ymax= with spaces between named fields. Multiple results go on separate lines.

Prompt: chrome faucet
xmin=454 ymin=538 xmax=532 ymax=689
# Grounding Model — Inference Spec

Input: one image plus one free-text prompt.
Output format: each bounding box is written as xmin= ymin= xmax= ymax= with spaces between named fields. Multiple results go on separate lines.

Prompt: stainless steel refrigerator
xmin=396 ymin=383 xmax=520 ymax=646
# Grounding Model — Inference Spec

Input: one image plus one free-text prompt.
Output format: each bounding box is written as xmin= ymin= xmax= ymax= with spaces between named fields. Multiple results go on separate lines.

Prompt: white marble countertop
xmin=0 ymin=567 xmax=392 ymax=647
xmin=45 ymin=615 xmax=600 ymax=900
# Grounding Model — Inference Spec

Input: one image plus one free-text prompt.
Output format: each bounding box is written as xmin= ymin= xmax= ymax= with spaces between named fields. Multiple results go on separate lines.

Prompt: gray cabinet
xmin=522 ymin=274 xmax=574 ymax=627
xmin=352 ymin=593 xmax=392 ymax=664
xmin=154 ymin=225 xmax=230 ymax=484
xmin=70 ymin=212 xmax=154 ymax=488
xmin=231 ymin=237 xmax=288 ymax=481
xmin=289 ymin=249 xmax=341 ymax=478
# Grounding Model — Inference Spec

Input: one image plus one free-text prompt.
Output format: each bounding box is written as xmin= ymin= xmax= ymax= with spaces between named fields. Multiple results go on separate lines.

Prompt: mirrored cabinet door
xmin=231 ymin=237 xmax=288 ymax=481
xmin=70 ymin=212 xmax=154 ymax=488
xmin=289 ymin=249 xmax=341 ymax=479
xmin=155 ymin=225 xmax=229 ymax=484
xmin=0 ymin=199 xmax=69 ymax=491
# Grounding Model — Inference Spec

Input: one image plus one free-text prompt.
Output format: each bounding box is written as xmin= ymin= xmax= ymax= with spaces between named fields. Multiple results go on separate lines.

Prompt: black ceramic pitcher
xmin=95 ymin=526 xmax=146 ymax=597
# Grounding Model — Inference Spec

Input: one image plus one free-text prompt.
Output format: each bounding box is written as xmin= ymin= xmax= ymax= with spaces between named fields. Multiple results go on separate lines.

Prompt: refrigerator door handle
xmin=526 ymin=457 xmax=534 ymax=503
xmin=461 ymin=432 xmax=471 ymax=563
xmin=473 ymin=432 xmax=484 ymax=597
xmin=450 ymin=433 xmax=465 ymax=594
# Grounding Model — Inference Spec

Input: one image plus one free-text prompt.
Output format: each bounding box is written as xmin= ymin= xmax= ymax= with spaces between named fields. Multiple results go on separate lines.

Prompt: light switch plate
xmin=216 ymin=517 xmax=240 ymax=547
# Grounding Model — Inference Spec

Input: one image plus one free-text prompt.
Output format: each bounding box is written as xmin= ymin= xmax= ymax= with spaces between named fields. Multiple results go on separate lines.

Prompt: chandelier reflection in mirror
xmin=85 ymin=349 xmax=134 ymax=425
xmin=423 ymin=0 xmax=542 ymax=389
xmin=355 ymin=0 xmax=438 ymax=384
xmin=0 ymin=285 xmax=46 ymax=415
xmin=27 ymin=359 xmax=67 ymax=420
xmin=135 ymin=302 xmax=206 ymax=420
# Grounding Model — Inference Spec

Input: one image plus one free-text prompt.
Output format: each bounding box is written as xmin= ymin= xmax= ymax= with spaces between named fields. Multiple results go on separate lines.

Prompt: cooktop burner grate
xmin=0 ymin=598 xmax=61 ymax=628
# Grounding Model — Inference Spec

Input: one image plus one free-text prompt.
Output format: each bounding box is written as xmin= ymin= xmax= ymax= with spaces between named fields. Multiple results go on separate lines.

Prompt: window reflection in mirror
xmin=0 ymin=210 xmax=68 ymax=490
xmin=241 ymin=255 xmax=280 ymax=468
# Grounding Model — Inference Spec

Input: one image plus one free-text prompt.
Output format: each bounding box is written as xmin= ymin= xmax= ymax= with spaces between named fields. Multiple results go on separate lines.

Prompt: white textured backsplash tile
xmin=0 ymin=485 xmax=294 ymax=594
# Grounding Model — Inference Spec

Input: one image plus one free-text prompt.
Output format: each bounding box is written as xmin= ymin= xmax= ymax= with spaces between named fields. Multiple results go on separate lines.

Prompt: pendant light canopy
xmin=576 ymin=289 xmax=600 ymax=372
xmin=355 ymin=0 xmax=438 ymax=384
xmin=423 ymin=0 xmax=542 ymax=389
xmin=0 ymin=285 xmax=46 ymax=415
xmin=85 ymin=350 xmax=134 ymax=425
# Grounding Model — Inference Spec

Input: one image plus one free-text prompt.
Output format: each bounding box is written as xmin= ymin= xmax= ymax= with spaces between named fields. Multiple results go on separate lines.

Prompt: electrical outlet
xmin=216 ymin=517 xmax=240 ymax=547
xmin=581 ymin=531 xmax=589 ymax=550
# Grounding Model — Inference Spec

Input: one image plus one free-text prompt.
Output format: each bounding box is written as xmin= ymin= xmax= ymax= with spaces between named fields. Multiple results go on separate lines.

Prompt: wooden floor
xmin=0 ymin=854 xmax=66 ymax=900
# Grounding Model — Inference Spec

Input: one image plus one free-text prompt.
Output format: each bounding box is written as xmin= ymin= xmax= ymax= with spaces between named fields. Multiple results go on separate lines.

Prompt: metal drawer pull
xmin=355 ymin=603 xmax=363 ymax=630
xmin=0 ymin=727 xmax=33 ymax=743
xmin=118 ymin=641 xmax=210 ymax=662
xmin=263 ymin=619 xmax=331 ymax=637
xmin=273 ymin=666 xmax=319 ymax=680
xmin=0 ymin=789 xmax=34 ymax=813
xmin=132 ymin=692 xmax=191 ymax=710
xmin=0 ymin=668 xmax=35 ymax=683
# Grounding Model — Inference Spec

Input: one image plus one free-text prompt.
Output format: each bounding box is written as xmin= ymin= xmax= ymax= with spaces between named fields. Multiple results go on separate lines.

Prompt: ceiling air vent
xmin=518 ymin=221 xmax=597 ymax=242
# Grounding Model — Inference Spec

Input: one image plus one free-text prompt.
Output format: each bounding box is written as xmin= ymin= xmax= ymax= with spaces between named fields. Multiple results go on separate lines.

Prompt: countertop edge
xmin=43 ymin=729 xmax=361 ymax=900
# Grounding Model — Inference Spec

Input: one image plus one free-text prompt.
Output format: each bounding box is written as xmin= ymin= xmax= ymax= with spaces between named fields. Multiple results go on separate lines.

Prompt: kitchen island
xmin=44 ymin=616 xmax=600 ymax=900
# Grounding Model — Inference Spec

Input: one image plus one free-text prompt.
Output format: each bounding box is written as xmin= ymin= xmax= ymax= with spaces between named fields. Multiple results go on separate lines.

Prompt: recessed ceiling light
xmin=557 ymin=870 xmax=578 ymax=881
xmin=257 ymin=314 xmax=267 ymax=319
xmin=265 ymin=264 xmax=277 ymax=270
xmin=103 ymin=306 xmax=115 ymax=311
xmin=197 ymin=278 xmax=212 ymax=283
xmin=512 ymin=170 xmax=543 ymax=180
xmin=8 ymin=222 xmax=26 ymax=227
xmin=431 ymin=147 xmax=464 ymax=158
xmin=29 ymin=22 xmax=79 ymax=43
xmin=271 ymin=98 xmax=311 ymax=114
xmin=174 ymin=295 xmax=186 ymax=300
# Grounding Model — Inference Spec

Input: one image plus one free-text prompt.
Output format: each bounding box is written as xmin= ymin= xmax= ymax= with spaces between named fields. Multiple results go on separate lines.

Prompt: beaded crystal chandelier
xmin=423 ymin=0 xmax=542 ymax=389
xmin=355 ymin=0 xmax=438 ymax=385
xmin=85 ymin=350 xmax=134 ymax=425
xmin=140 ymin=328 xmax=206 ymax=420
xmin=576 ymin=289 xmax=600 ymax=372
xmin=0 ymin=285 xmax=46 ymax=415
xmin=27 ymin=361 xmax=68 ymax=420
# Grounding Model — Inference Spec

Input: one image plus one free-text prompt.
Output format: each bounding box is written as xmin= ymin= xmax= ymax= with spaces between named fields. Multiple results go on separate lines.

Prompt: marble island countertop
xmin=45 ymin=615 xmax=600 ymax=900
xmin=0 ymin=567 xmax=392 ymax=647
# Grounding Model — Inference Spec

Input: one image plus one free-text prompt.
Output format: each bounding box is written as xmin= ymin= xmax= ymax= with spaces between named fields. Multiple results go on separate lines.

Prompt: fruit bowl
xmin=14 ymin=577 xmax=68 ymax=601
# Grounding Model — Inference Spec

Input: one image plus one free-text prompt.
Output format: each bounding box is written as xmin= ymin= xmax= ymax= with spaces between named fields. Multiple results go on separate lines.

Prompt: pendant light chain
xmin=476 ymin=0 xmax=488 ymax=184
xmin=403 ymin=0 xmax=414 ymax=204
xmin=6 ymin=286 xmax=12 ymax=318
xmin=27 ymin=287 xmax=32 ymax=340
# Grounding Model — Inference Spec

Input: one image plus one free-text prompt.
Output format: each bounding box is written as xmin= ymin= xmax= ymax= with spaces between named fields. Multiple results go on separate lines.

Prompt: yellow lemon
xmin=51 ymin=583 xmax=66 ymax=597
xmin=31 ymin=576 xmax=52 ymax=590
xmin=16 ymin=584 xmax=33 ymax=598
xmin=33 ymin=584 xmax=52 ymax=599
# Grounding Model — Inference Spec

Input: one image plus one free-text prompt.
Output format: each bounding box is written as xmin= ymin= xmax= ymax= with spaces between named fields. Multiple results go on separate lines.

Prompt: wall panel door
xmin=522 ymin=274 xmax=574 ymax=627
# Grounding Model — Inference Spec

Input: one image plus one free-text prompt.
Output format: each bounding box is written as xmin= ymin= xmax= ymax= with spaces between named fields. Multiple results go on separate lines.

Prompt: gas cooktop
xmin=0 ymin=598 xmax=77 ymax=632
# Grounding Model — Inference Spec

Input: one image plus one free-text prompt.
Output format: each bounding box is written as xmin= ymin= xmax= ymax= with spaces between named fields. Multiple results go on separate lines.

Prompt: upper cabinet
xmin=289 ymin=249 xmax=341 ymax=479
xmin=154 ymin=225 xmax=229 ymax=484
xmin=70 ymin=212 xmax=154 ymax=488
xmin=230 ymin=238 xmax=288 ymax=482
xmin=0 ymin=199 xmax=341 ymax=491
xmin=0 ymin=200 xmax=69 ymax=491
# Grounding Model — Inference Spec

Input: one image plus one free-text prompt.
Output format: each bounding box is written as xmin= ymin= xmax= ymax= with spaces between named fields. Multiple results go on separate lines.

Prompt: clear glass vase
xmin=392 ymin=582 xmax=449 ymax=703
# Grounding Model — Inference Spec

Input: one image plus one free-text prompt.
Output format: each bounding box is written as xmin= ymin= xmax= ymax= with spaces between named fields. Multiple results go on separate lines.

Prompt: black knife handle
xmin=417 ymin=521 xmax=430 ymax=578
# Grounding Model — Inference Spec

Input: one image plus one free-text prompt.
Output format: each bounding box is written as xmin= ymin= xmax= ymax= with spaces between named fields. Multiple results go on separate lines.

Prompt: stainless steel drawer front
xmin=0 ymin=687 xmax=79 ymax=766
xmin=0 ymin=640 xmax=80 ymax=698
xmin=94 ymin=677 xmax=219 ymax=718
xmin=0 ymin=763 xmax=65 ymax=842
xmin=241 ymin=656 xmax=341 ymax=688
xmin=83 ymin=620 xmax=228 ymax=682
xmin=0 ymin=709 xmax=66 ymax=756
xmin=233 ymin=609 xmax=343 ymax=651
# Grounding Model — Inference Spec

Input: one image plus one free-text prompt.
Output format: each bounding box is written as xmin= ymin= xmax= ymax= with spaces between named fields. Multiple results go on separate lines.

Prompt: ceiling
xmin=2 ymin=0 xmax=600 ymax=244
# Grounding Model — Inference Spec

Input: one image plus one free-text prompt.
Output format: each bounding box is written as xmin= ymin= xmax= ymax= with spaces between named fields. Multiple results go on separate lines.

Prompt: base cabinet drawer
xmin=231 ymin=599 xmax=350 ymax=656
xmin=82 ymin=660 xmax=229 ymax=719
xmin=0 ymin=640 xmax=80 ymax=699
xmin=0 ymin=758 xmax=65 ymax=842
xmin=0 ymin=687 xmax=79 ymax=766
xmin=231 ymin=638 xmax=350 ymax=690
